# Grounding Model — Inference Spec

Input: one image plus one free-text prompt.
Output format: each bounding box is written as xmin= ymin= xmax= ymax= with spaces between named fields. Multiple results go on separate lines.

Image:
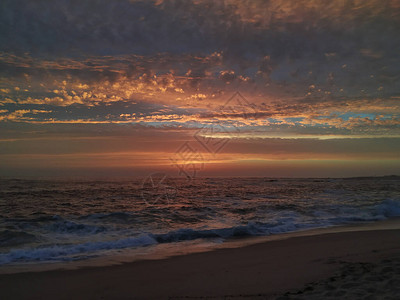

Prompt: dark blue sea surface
xmin=0 ymin=177 xmax=400 ymax=265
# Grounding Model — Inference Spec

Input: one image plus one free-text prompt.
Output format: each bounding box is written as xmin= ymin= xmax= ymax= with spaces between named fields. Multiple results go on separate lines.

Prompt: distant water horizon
xmin=1 ymin=174 xmax=399 ymax=181
xmin=1 ymin=177 xmax=400 ymax=267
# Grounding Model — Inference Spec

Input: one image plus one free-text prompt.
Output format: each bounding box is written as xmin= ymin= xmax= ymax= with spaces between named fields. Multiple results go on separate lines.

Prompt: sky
xmin=0 ymin=0 xmax=399 ymax=178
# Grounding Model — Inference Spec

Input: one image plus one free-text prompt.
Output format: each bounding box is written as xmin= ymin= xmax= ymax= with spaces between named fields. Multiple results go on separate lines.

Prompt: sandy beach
xmin=1 ymin=219 xmax=400 ymax=299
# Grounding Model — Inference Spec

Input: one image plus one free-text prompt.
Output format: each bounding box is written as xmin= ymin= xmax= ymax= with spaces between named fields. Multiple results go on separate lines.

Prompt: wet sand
xmin=1 ymin=220 xmax=400 ymax=299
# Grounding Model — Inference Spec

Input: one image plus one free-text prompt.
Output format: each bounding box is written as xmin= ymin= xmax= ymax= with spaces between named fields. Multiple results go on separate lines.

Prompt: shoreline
xmin=0 ymin=217 xmax=400 ymax=275
xmin=2 ymin=217 xmax=400 ymax=275
xmin=1 ymin=218 xmax=400 ymax=299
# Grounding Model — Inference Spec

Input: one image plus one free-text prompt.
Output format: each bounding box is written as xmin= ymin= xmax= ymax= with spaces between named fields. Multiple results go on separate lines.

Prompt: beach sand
xmin=1 ymin=219 xmax=400 ymax=299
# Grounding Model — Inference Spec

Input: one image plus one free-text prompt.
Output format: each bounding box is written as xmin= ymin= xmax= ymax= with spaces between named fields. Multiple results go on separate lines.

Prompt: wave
xmin=1 ymin=199 xmax=400 ymax=265
xmin=0 ymin=221 xmax=314 ymax=264
xmin=0 ymin=230 xmax=37 ymax=247
xmin=375 ymin=199 xmax=400 ymax=217
xmin=79 ymin=212 xmax=135 ymax=221
xmin=152 ymin=221 xmax=313 ymax=243
xmin=6 ymin=215 xmax=108 ymax=235
xmin=0 ymin=234 xmax=157 ymax=265
xmin=152 ymin=199 xmax=400 ymax=243
xmin=45 ymin=220 xmax=107 ymax=235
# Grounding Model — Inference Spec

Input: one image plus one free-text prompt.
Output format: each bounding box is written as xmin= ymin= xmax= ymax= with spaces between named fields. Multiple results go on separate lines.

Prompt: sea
xmin=1 ymin=176 xmax=400 ymax=269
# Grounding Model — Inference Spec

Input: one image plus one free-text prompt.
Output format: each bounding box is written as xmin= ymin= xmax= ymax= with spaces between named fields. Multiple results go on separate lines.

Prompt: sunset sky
xmin=0 ymin=0 xmax=399 ymax=178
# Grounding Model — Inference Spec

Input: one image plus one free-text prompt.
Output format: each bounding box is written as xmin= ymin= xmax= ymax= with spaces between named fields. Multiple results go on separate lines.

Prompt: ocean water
xmin=0 ymin=177 xmax=400 ymax=266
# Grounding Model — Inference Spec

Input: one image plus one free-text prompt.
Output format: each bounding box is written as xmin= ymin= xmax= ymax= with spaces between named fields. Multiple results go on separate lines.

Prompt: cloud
xmin=0 ymin=0 xmax=399 ymax=178
xmin=1 ymin=0 xmax=399 ymax=109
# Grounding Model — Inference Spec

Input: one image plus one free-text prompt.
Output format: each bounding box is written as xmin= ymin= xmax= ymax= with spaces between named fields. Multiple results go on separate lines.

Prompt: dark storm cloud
xmin=2 ymin=1 xmax=399 ymax=59
xmin=1 ymin=0 xmax=399 ymax=100
xmin=0 ymin=0 xmax=399 ymax=131
xmin=0 ymin=0 xmax=227 ymax=57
